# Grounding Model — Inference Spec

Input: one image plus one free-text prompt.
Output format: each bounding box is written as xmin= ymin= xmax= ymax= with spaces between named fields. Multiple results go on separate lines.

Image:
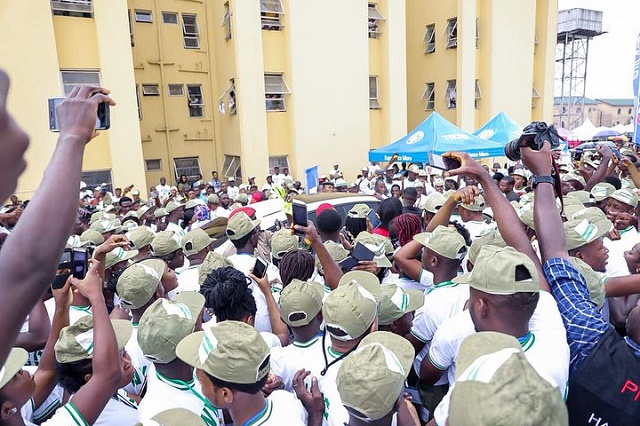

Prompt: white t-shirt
xmin=246 ymin=390 xmax=307 ymax=425
xmin=428 ymin=291 xmax=569 ymax=395
xmin=21 ymin=386 xmax=64 ymax=424
xmin=227 ymin=186 xmax=240 ymax=201
xmin=317 ymin=352 xmax=350 ymax=426
xmin=395 ymin=269 xmax=435 ymax=293
xmin=156 ymin=184 xmax=171 ymax=201
xmin=227 ymin=253 xmax=273 ymax=333
xmin=410 ymin=282 xmax=469 ymax=377
xmin=138 ymin=364 xmax=222 ymax=425
xmin=270 ymin=333 xmax=326 ymax=391
xmin=604 ymin=226 xmax=639 ymax=278
xmin=35 ymin=402 xmax=88 ymax=426
xmin=213 ymin=206 xmax=231 ymax=219
xmin=165 ymin=222 xmax=185 ymax=240
xmin=94 ymin=393 xmax=139 ymax=426
xmin=123 ymin=325 xmax=151 ymax=396
xmin=170 ymin=265 xmax=200 ymax=298
xmin=462 ymin=220 xmax=493 ymax=240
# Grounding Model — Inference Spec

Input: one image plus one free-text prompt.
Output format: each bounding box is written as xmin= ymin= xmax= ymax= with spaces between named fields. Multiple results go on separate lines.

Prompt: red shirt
xmin=371 ymin=227 xmax=390 ymax=238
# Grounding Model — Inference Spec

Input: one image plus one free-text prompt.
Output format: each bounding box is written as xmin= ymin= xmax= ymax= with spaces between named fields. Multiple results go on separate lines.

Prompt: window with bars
xmin=261 ymin=0 xmax=284 ymax=30
xmin=445 ymin=80 xmax=457 ymax=109
xmin=422 ymin=83 xmax=435 ymax=111
xmin=142 ymin=84 xmax=160 ymax=96
xmin=82 ymin=170 xmax=112 ymax=192
xmin=51 ymin=0 xmax=93 ymax=18
xmin=264 ymin=73 xmax=290 ymax=112
xmin=162 ymin=12 xmax=178 ymax=24
xmin=135 ymin=10 xmax=153 ymax=23
xmin=145 ymin=159 xmax=162 ymax=171
xmin=173 ymin=157 xmax=201 ymax=182
xmin=369 ymin=76 xmax=381 ymax=109
xmin=474 ymin=80 xmax=482 ymax=109
xmin=168 ymin=84 xmax=184 ymax=96
xmin=61 ymin=70 xmax=101 ymax=95
xmin=135 ymin=84 xmax=142 ymax=120
xmin=424 ymin=24 xmax=436 ymax=53
xmin=222 ymin=2 xmax=232 ymax=40
xmin=187 ymin=85 xmax=204 ymax=117
xmin=446 ymin=18 xmax=457 ymax=48
xmin=228 ymin=79 xmax=237 ymax=115
xmin=222 ymin=155 xmax=242 ymax=181
xmin=182 ymin=14 xmax=200 ymax=48
xmin=368 ymin=3 xmax=385 ymax=39
xmin=475 ymin=18 xmax=479 ymax=48
xmin=269 ymin=156 xmax=289 ymax=174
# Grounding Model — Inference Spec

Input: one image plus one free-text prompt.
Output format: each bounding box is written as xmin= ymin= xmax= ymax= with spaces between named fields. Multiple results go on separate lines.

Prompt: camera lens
xmin=504 ymin=139 xmax=521 ymax=161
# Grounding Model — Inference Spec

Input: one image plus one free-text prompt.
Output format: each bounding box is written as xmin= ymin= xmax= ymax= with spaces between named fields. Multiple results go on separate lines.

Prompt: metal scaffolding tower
xmin=555 ymin=8 xmax=604 ymax=130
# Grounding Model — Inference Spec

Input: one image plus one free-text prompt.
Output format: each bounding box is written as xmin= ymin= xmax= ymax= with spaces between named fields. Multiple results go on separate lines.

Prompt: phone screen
xmin=612 ymin=148 xmax=623 ymax=160
xmin=366 ymin=208 xmax=381 ymax=229
xmin=49 ymin=97 xmax=110 ymax=132
xmin=292 ymin=201 xmax=308 ymax=235
xmin=429 ymin=153 xmax=460 ymax=171
xmin=253 ymin=257 xmax=268 ymax=279
xmin=72 ymin=249 xmax=88 ymax=279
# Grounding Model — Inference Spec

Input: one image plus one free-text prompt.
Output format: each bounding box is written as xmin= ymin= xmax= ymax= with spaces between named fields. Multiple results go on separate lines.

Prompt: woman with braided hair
xmin=391 ymin=213 xmax=423 ymax=248
xmin=278 ymin=249 xmax=315 ymax=288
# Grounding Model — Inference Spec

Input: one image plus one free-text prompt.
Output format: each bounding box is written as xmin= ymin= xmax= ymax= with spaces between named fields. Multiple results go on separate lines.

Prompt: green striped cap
xmin=564 ymin=208 xmax=612 ymax=250
xmin=611 ymin=188 xmax=639 ymax=208
xmin=377 ymin=284 xmax=424 ymax=325
xmin=54 ymin=316 xmax=132 ymax=364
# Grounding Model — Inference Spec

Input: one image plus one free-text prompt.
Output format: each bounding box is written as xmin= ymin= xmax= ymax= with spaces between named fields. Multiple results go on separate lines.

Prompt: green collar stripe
xmin=245 ymin=400 xmax=273 ymax=426
xmin=292 ymin=336 xmax=321 ymax=348
xmin=519 ymin=332 xmax=535 ymax=352
xmin=64 ymin=402 xmax=89 ymax=426
xmin=155 ymin=370 xmax=195 ymax=391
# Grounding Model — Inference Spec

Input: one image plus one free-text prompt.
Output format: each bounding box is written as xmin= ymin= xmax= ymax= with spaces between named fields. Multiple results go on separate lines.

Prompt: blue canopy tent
xmin=368 ymin=112 xmax=506 ymax=163
xmin=473 ymin=112 xmax=523 ymax=144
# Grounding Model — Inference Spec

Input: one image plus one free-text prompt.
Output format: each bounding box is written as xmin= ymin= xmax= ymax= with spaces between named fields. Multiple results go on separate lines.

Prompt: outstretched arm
xmin=0 ymin=85 xmax=115 ymax=365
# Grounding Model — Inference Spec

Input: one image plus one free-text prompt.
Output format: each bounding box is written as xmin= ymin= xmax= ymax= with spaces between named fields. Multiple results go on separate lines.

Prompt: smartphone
xmin=429 ymin=153 xmax=461 ymax=171
xmin=339 ymin=256 xmax=359 ymax=271
xmin=58 ymin=248 xmax=73 ymax=271
xmin=291 ymin=200 xmax=308 ymax=237
xmin=253 ymin=257 xmax=268 ymax=279
xmin=52 ymin=272 xmax=71 ymax=290
xmin=49 ymin=97 xmax=110 ymax=132
xmin=366 ymin=208 xmax=381 ymax=229
xmin=72 ymin=248 xmax=89 ymax=280
xmin=352 ymin=242 xmax=376 ymax=262
xmin=611 ymin=147 xmax=623 ymax=160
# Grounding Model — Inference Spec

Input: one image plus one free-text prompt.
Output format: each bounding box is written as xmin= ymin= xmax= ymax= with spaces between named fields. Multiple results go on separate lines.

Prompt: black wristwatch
xmin=531 ymin=175 xmax=554 ymax=189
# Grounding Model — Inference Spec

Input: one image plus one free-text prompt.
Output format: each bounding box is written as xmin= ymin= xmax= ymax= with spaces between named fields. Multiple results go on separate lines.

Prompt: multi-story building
xmin=4 ymin=0 xmax=558 ymax=196
xmin=128 ymin=0 xmax=408 ymax=186
xmin=1 ymin=0 xmax=146 ymax=197
xmin=552 ymin=97 xmax=635 ymax=129
xmin=405 ymin=0 xmax=558 ymax=132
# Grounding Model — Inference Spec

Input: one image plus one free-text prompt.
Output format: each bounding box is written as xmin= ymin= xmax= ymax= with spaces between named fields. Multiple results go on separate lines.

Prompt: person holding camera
xmin=0 ymin=69 xmax=116 ymax=367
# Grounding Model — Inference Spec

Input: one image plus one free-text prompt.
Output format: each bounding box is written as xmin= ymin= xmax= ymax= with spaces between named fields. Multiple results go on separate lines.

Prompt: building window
xmin=187 ymin=85 xmax=204 ymax=117
xmin=168 ymin=84 xmax=184 ymax=96
xmin=368 ymin=3 xmax=385 ymax=39
xmin=261 ymin=0 xmax=284 ymax=30
xmin=135 ymin=84 xmax=142 ymax=120
xmin=128 ymin=9 xmax=135 ymax=46
xmin=264 ymin=73 xmax=290 ymax=112
xmin=222 ymin=2 xmax=232 ymax=40
xmin=445 ymin=80 xmax=457 ymax=109
xmin=532 ymin=86 xmax=541 ymax=108
xmin=134 ymin=10 xmax=153 ymax=23
xmin=422 ymin=83 xmax=435 ymax=111
xmin=173 ymin=157 xmax=201 ymax=182
xmin=369 ymin=76 xmax=381 ymax=109
xmin=617 ymin=108 xmax=622 ymax=115
xmin=145 ymin=159 xmax=162 ymax=171
xmin=228 ymin=80 xmax=237 ymax=115
xmin=61 ymin=70 xmax=101 ymax=95
xmin=424 ymin=24 xmax=436 ymax=54
xmin=222 ymin=155 xmax=242 ymax=181
xmin=51 ymin=0 xmax=93 ymax=18
xmin=82 ymin=170 xmax=112 ymax=191
xmin=576 ymin=107 xmax=582 ymax=114
xmin=162 ymin=12 xmax=178 ymax=24
xmin=142 ymin=84 xmax=160 ymax=96
xmin=445 ymin=18 xmax=457 ymax=48
xmin=269 ymin=156 xmax=289 ymax=174
xmin=629 ymin=108 xmax=633 ymax=114
xmin=475 ymin=18 xmax=479 ymax=48
xmin=182 ymin=14 xmax=200 ymax=48
xmin=474 ymin=80 xmax=482 ymax=109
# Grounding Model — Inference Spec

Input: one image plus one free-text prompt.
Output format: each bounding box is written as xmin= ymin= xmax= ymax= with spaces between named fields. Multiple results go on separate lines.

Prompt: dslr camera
xmin=505 ymin=121 xmax=561 ymax=161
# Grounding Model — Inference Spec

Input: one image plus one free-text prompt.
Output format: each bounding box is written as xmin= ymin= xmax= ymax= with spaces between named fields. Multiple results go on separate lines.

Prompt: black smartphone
xmin=72 ymin=248 xmax=88 ymax=280
xmin=58 ymin=248 xmax=73 ymax=271
xmin=352 ymin=243 xmax=375 ymax=261
xmin=429 ymin=153 xmax=461 ymax=171
xmin=338 ymin=256 xmax=359 ymax=271
xmin=48 ymin=97 xmax=110 ymax=132
xmin=611 ymin=147 xmax=623 ymax=160
xmin=253 ymin=257 xmax=268 ymax=279
xmin=292 ymin=200 xmax=308 ymax=237
xmin=366 ymin=208 xmax=381 ymax=229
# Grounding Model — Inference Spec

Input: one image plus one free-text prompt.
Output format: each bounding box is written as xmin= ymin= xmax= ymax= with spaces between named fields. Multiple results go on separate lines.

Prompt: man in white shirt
xmin=176 ymin=321 xmax=319 ymax=426
xmin=171 ymin=229 xmax=213 ymax=297
xmin=604 ymin=189 xmax=640 ymax=278
xmin=164 ymin=200 xmax=185 ymax=239
xmin=156 ymin=177 xmax=171 ymax=202
xmin=457 ymin=194 xmax=493 ymax=240
xmin=137 ymin=293 xmax=222 ymax=425
xmin=226 ymin=177 xmax=239 ymax=201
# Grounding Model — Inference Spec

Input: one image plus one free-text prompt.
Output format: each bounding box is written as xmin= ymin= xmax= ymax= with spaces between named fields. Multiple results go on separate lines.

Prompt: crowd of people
xmin=1 ymin=72 xmax=640 ymax=426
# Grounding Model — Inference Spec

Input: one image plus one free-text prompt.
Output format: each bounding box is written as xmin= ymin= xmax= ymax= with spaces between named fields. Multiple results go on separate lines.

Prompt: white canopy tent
xmin=570 ymin=118 xmax=597 ymax=141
